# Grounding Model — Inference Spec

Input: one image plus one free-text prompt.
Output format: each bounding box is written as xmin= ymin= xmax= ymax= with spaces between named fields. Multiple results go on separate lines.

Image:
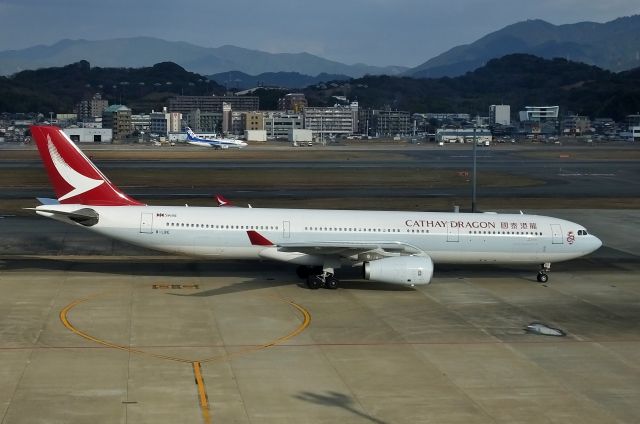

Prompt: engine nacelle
xmin=363 ymin=255 xmax=434 ymax=285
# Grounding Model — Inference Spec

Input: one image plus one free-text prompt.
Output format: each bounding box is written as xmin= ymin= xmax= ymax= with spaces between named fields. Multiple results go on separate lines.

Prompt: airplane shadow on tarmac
xmin=170 ymin=279 xmax=416 ymax=298
xmin=0 ymin=245 xmax=635 ymax=296
xmin=294 ymin=391 xmax=390 ymax=424
xmin=0 ymin=257 xmax=415 ymax=295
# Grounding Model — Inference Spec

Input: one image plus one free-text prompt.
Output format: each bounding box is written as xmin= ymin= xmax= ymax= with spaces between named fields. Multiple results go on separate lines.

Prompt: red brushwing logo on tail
xmin=31 ymin=125 xmax=143 ymax=206
xmin=47 ymin=136 xmax=105 ymax=200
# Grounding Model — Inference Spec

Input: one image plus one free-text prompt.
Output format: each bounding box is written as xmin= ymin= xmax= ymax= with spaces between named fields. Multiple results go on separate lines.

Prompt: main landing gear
xmin=537 ymin=262 xmax=551 ymax=283
xmin=296 ymin=266 xmax=339 ymax=290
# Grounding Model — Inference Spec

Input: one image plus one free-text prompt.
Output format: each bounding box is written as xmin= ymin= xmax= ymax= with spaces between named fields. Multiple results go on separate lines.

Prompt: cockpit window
xmin=577 ymin=230 xmax=589 ymax=236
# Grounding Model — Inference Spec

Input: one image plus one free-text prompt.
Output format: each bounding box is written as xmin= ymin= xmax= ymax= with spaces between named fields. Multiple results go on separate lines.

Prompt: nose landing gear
xmin=537 ymin=263 xmax=551 ymax=283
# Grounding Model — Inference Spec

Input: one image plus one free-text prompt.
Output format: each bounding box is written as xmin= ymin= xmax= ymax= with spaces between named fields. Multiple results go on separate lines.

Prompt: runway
xmin=1 ymin=145 xmax=639 ymax=201
xmin=0 ymin=210 xmax=639 ymax=423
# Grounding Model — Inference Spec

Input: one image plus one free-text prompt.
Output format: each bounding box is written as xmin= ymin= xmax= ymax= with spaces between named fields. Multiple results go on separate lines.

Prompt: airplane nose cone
xmin=591 ymin=235 xmax=603 ymax=252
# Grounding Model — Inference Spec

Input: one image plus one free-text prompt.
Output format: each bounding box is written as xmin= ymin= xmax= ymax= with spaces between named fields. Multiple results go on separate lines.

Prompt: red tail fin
xmin=30 ymin=125 xmax=143 ymax=206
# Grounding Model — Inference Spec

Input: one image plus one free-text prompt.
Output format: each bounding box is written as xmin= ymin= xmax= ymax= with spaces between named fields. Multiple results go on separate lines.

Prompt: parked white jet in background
xmin=29 ymin=126 xmax=601 ymax=289
xmin=185 ymin=127 xmax=247 ymax=149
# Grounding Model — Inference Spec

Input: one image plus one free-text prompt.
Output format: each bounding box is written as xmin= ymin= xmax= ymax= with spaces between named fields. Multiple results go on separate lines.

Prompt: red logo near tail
xmin=31 ymin=126 xmax=143 ymax=206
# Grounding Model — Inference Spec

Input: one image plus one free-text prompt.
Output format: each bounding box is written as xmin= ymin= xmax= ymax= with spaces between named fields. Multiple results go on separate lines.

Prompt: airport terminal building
xmin=63 ymin=127 xmax=112 ymax=143
xmin=169 ymin=95 xmax=259 ymax=114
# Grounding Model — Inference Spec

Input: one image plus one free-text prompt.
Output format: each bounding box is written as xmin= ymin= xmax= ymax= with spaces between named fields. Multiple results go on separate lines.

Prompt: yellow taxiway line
xmin=192 ymin=361 xmax=212 ymax=424
xmin=59 ymin=292 xmax=311 ymax=424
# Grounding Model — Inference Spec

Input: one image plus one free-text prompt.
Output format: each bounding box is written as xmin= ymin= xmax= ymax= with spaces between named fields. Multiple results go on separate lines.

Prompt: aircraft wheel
xmin=324 ymin=275 xmax=339 ymax=290
xmin=537 ymin=273 xmax=548 ymax=283
xmin=306 ymin=274 xmax=324 ymax=290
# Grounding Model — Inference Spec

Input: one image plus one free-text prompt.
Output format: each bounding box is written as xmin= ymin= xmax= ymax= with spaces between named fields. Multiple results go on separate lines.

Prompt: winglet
xmin=247 ymin=230 xmax=274 ymax=246
xmin=215 ymin=194 xmax=233 ymax=207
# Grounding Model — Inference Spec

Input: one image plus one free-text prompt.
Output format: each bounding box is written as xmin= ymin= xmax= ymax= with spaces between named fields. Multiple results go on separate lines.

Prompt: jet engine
xmin=363 ymin=255 xmax=434 ymax=285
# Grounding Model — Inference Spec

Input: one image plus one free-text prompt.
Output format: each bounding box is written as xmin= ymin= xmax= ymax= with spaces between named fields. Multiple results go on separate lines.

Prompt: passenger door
xmin=447 ymin=224 xmax=459 ymax=242
xmin=140 ymin=213 xmax=153 ymax=234
xmin=550 ymin=224 xmax=563 ymax=244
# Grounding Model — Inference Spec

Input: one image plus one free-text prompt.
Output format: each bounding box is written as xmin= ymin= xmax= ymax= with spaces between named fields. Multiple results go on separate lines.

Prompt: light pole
xmin=472 ymin=125 xmax=477 ymax=213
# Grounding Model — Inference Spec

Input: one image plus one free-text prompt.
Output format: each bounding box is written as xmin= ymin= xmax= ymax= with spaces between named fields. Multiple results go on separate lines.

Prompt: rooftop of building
xmin=103 ymin=104 xmax=130 ymax=113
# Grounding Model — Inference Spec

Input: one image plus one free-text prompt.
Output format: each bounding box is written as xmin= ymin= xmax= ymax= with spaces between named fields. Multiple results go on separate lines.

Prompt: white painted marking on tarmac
xmin=558 ymin=173 xmax=615 ymax=177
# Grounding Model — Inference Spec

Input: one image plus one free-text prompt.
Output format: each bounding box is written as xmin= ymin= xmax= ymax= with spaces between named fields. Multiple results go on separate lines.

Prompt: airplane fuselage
xmin=37 ymin=204 xmax=601 ymax=266
xmin=187 ymin=140 xmax=246 ymax=149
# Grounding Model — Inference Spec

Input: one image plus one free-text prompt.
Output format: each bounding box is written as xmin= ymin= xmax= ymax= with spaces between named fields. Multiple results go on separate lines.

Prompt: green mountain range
xmin=208 ymin=70 xmax=351 ymax=90
xmin=1 ymin=55 xmax=639 ymax=121
xmin=306 ymin=54 xmax=640 ymax=121
xmin=0 ymin=61 xmax=225 ymax=113
xmin=407 ymin=15 xmax=640 ymax=78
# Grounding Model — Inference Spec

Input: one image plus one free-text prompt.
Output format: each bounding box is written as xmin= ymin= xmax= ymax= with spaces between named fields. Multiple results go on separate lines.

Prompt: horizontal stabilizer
xmin=36 ymin=197 xmax=60 ymax=205
xmin=27 ymin=206 xmax=99 ymax=226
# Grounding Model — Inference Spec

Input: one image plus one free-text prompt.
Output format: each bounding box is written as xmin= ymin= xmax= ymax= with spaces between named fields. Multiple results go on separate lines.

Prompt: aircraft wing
xmin=247 ymin=231 xmax=425 ymax=260
xmin=277 ymin=241 xmax=424 ymax=256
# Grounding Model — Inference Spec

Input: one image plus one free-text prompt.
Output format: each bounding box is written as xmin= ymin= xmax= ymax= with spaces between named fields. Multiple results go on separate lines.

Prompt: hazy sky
xmin=1 ymin=0 xmax=639 ymax=67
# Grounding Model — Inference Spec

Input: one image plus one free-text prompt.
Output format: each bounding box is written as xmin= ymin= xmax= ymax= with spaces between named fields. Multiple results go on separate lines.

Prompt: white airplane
xmin=29 ymin=126 xmax=602 ymax=289
xmin=185 ymin=127 xmax=247 ymax=149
